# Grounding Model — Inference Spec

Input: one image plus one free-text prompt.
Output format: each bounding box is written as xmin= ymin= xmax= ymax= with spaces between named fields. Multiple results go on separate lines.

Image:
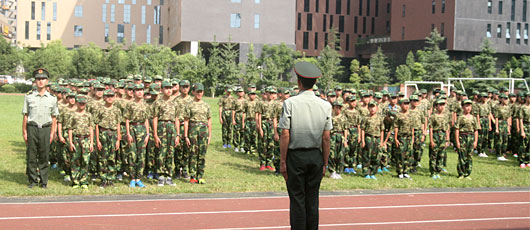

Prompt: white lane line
xmin=202 ymin=217 xmax=530 ymax=230
xmin=0 ymin=190 xmax=528 ymax=205
xmin=0 ymin=201 xmax=528 ymax=221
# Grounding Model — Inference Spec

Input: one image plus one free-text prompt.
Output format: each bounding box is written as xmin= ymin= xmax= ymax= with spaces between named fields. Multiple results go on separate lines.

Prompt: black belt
xmin=75 ymin=135 xmax=89 ymax=139
xmin=460 ymin=132 xmax=473 ymax=135
xmin=99 ymin=127 xmax=116 ymax=131
xmin=130 ymin=122 xmax=144 ymax=126
xmin=27 ymin=123 xmax=51 ymax=128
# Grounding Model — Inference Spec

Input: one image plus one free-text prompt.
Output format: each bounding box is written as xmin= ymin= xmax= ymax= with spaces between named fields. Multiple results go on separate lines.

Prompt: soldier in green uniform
xmin=218 ymin=87 xmax=234 ymax=148
xmin=409 ymin=95 xmax=427 ymax=172
xmin=243 ymin=90 xmax=258 ymax=155
xmin=94 ymin=90 xmax=122 ymax=188
xmin=394 ymin=98 xmax=414 ymax=179
xmin=125 ymin=84 xmax=150 ymax=188
xmin=68 ymin=95 xmax=94 ymax=190
xmin=174 ymin=80 xmax=192 ymax=179
xmin=58 ymin=91 xmax=77 ymax=182
xmin=382 ymin=94 xmax=399 ymax=171
xmin=494 ymin=94 xmax=511 ymax=161
xmin=328 ymin=102 xmax=348 ymax=179
xmin=257 ymin=87 xmax=277 ymax=171
xmin=145 ymin=86 xmax=159 ymax=180
xmin=477 ymin=93 xmax=493 ymax=158
xmin=232 ymin=87 xmax=246 ymax=152
xmin=22 ymin=69 xmax=59 ymax=189
xmin=183 ymin=83 xmax=212 ymax=184
xmin=455 ymin=100 xmax=479 ymax=179
xmin=518 ymin=92 xmax=530 ymax=168
xmin=429 ymin=99 xmax=450 ymax=179
xmin=360 ymin=101 xmax=385 ymax=179
xmin=152 ymin=81 xmax=180 ymax=186
xmin=86 ymin=83 xmax=106 ymax=180
xmin=272 ymin=90 xmax=286 ymax=174
xmin=343 ymin=96 xmax=361 ymax=174
xmin=114 ymin=83 xmax=134 ymax=181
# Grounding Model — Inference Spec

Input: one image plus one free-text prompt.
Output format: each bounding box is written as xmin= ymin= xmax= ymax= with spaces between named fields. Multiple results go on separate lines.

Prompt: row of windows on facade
xmin=486 ymin=23 xmax=530 ymax=45
xmin=401 ymin=0 xmax=447 ymax=18
xmin=298 ymin=14 xmax=389 ymax=35
xmin=304 ymin=0 xmax=390 ymax=17
xmin=301 ymin=31 xmax=358 ymax=51
xmin=230 ymin=13 xmax=261 ymax=29
xmin=487 ymin=0 xmax=528 ymax=22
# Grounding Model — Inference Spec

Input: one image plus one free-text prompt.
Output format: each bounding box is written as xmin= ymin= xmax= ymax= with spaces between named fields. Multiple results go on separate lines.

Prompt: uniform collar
xmin=36 ymin=90 xmax=51 ymax=97
xmin=299 ymin=90 xmax=315 ymax=97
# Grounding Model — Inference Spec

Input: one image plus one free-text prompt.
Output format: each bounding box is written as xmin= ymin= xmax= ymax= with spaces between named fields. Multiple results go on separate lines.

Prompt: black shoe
xmin=40 ymin=184 xmax=47 ymax=189
xmin=99 ymin=181 xmax=107 ymax=189
xmin=182 ymin=171 xmax=190 ymax=180
xmin=28 ymin=183 xmax=37 ymax=189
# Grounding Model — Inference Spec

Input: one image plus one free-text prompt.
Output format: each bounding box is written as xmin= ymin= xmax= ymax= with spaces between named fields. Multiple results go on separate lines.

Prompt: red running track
xmin=0 ymin=191 xmax=528 ymax=229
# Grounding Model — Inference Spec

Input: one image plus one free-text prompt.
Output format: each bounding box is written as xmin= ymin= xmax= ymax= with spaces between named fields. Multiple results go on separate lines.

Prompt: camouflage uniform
xmin=243 ymin=97 xmax=258 ymax=155
xmin=58 ymin=105 xmax=76 ymax=178
xmin=114 ymin=97 xmax=131 ymax=176
xmin=361 ymin=113 xmax=384 ymax=176
xmin=518 ymin=104 xmax=530 ymax=165
xmin=429 ymin=111 xmax=450 ymax=176
xmin=145 ymin=96 xmax=158 ymax=177
xmin=232 ymin=97 xmax=246 ymax=150
xmin=94 ymin=104 xmax=121 ymax=183
xmin=477 ymin=102 xmax=492 ymax=154
xmin=86 ymin=98 xmax=104 ymax=176
xmin=257 ymin=99 xmax=275 ymax=167
xmin=343 ymin=107 xmax=361 ymax=169
xmin=493 ymin=103 xmax=512 ymax=158
xmin=382 ymin=104 xmax=400 ymax=168
xmin=329 ymin=111 xmax=347 ymax=174
xmin=184 ymin=99 xmax=211 ymax=180
xmin=175 ymin=94 xmax=192 ymax=178
xmin=394 ymin=111 xmax=414 ymax=175
xmin=153 ymin=97 xmax=180 ymax=178
xmin=125 ymin=100 xmax=150 ymax=180
xmin=410 ymin=106 xmax=426 ymax=170
xmin=272 ymin=100 xmax=283 ymax=172
xmin=218 ymin=94 xmax=235 ymax=146
xmin=69 ymin=110 xmax=93 ymax=186
xmin=455 ymin=114 xmax=479 ymax=177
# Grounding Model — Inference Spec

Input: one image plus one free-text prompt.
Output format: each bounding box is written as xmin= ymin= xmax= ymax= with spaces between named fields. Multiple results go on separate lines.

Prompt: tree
xmin=350 ymin=59 xmax=371 ymax=88
xmin=260 ymin=43 xmax=299 ymax=85
xmin=421 ymin=29 xmax=451 ymax=81
xmin=126 ymin=43 xmax=142 ymax=75
xmin=318 ymin=28 xmax=343 ymax=90
xmin=241 ymin=43 xmax=261 ymax=86
xmin=512 ymin=68 xmax=524 ymax=78
xmin=27 ymin=40 xmax=71 ymax=80
xmin=207 ymin=39 xmax=224 ymax=91
xmin=395 ymin=65 xmax=412 ymax=82
xmin=370 ymin=46 xmax=390 ymax=85
xmin=173 ymin=53 xmax=207 ymax=83
xmin=100 ymin=41 xmax=127 ymax=79
xmin=70 ymin=43 xmax=104 ymax=79
xmin=0 ymin=37 xmax=19 ymax=75
xmin=469 ymin=39 xmax=497 ymax=78
xmin=520 ymin=55 xmax=530 ymax=78
xmin=220 ymin=41 xmax=241 ymax=84
xmin=405 ymin=51 xmax=415 ymax=68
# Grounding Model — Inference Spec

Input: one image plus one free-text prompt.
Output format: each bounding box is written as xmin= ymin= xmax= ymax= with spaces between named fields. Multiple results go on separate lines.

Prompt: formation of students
xmin=220 ymin=85 xmax=530 ymax=180
xmin=44 ymin=75 xmax=211 ymax=190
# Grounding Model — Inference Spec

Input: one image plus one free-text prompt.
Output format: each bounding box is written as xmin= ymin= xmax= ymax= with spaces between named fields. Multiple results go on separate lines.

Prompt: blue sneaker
xmin=383 ymin=167 xmax=390 ymax=172
xmin=136 ymin=180 xmax=146 ymax=188
xmin=129 ymin=180 xmax=136 ymax=188
xmin=51 ymin=164 xmax=57 ymax=169
xmin=223 ymin=144 xmax=227 ymax=148
xmin=227 ymin=144 xmax=232 ymax=148
xmin=377 ymin=168 xmax=383 ymax=174
xmin=350 ymin=168 xmax=357 ymax=174
xmin=370 ymin=175 xmax=377 ymax=180
xmin=442 ymin=168 xmax=448 ymax=173
xmin=344 ymin=168 xmax=350 ymax=173
xmin=356 ymin=164 xmax=362 ymax=169
xmin=147 ymin=172 xmax=154 ymax=180
xmin=432 ymin=175 xmax=438 ymax=179
xmin=364 ymin=175 xmax=371 ymax=179
xmin=436 ymin=174 xmax=441 ymax=179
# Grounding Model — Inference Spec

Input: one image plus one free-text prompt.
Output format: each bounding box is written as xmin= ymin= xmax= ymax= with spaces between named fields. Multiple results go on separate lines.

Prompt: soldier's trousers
xmin=128 ymin=124 xmax=147 ymax=179
xmin=363 ymin=135 xmax=382 ymax=176
xmin=50 ymin=138 xmax=59 ymax=166
xmin=495 ymin=121 xmax=509 ymax=157
xmin=60 ymin=131 xmax=72 ymax=176
xmin=273 ymin=127 xmax=281 ymax=172
xmin=157 ymin=121 xmax=176 ymax=177
xmin=429 ymin=130 xmax=447 ymax=175
xmin=384 ymin=131 xmax=394 ymax=168
xmin=146 ymin=121 xmax=157 ymax=175
xmin=175 ymin=123 xmax=189 ymax=177
xmin=244 ymin=120 xmax=257 ymax=155
xmin=345 ymin=127 xmax=359 ymax=168
xmin=395 ymin=136 xmax=412 ymax=175
xmin=328 ymin=133 xmax=345 ymax=174
xmin=221 ymin=111 xmax=233 ymax=145
xmin=259 ymin=121 xmax=274 ymax=166
xmin=89 ymin=139 xmax=99 ymax=177
xmin=117 ymin=124 xmax=128 ymax=174
xmin=98 ymin=130 xmax=117 ymax=182
xmin=477 ymin=118 xmax=489 ymax=154
xmin=189 ymin=122 xmax=209 ymax=180
xmin=232 ymin=113 xmax=244 ymax=149
xmin=26 ymin=125 xmax=51 ymax=186
xmin=412 ymin=130 xmax=424 ymax=168
xmin=457 ymin=133 xmax=474 ymax=177
xmin=519 ymin=125 xmax=530 ymax=164
xmin=71 ymin=136 xmax=91 ymax=186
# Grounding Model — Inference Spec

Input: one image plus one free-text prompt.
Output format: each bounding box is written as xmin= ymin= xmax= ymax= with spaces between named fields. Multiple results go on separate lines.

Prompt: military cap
xmin=154 ymin=75 xmax=164 ymax=81
xmin=361 ymin=92 xmax=371 ymax=97
xmin=161 ymin=81 xmax=172 ymax=88
xmin=126 ymin=83 xmax=135 ymax=89
xmin=294 ymin=61 xmax=322 ymax=78
xmin=479 ymin=92 xmax=488 ymax=97
xmin=315 ymin=91 xmax=321 ymax=97
xmin=171 ymin=79 xmax=180 ymax=85
xmin=103 ymin=89 xmax=115 ymax=96
xmin=334 ymin=86 xmax=343 ymax=91
xmin=54 ymin=87 xmax=64 ymax=93
xmin=381 ymin=89 xmax=388 ymax=95
xmin=293 ymin=85 xmax=299 ymax=90
xmin=398 ymin=92 xmax=405 ymax=97
xmin=500 ymin=87 xmax=509 ymax=92
xmin=433 ymin=88 xmax=441 ymax=93
xmin=94 ymin=83 xmax=105 ymax=89
xmin=518 ymin=91 xmax=526 ymax=97
xmin=66 ymin=91 xmax=77 ymax=98
xmin=116 ymin=82 xmax=125 ymax=88
xmin=368 ymin=101 xmax=377 ymax=106
xmin=143 ymin=76 xmax=153 ymax=83
xmin=420 ymin=89 xmax=428 ymax=94
xmin=268 ymin=87 xmax=278 ymax=93
xmin=509 ymin=93 xmax=516 ymax=97
xmin=493 ymin=90 xmax=500 ymax=95
xmin=249 ymin=90 xmax=257 ymax=95
xmin=462 ymin=99 xmax=473 ymax=105
xmin=150 ymin=90 xmax=159 ymax=95
xmin=332 ymin=101 xmax=343 ymax=107
xmin=409 ymin=95 xmax=419 ymax=101
xmin=78 ymin=88 xmax=90 ymax=94
xmin=283 ymin=89 xmax=290 ymax=94
xmin=327 ymin=91 xmax=337 ymax=97
xmin=439 ymin=90 xmax=446 ymax=95
xmin=499 ymin=94 xmax=508 ymax=99
xmin=133 ymin=74 xmax=143 ymax=80
xmin=349 ymin=96 xmax=358 ymax=101
xmin=460 ymin=92 xmax=468 ymax=96
xmin=435 ymin=99 xmax=446 ymax=105
xmin=350 ymin=89 xmax=357 ymax=94
xmin=126 ymin=74 xmax=134 ymax=80
xmin=248 ymin=84 xmax=257 ymax=88
xmin=227 ymin=87 xmax=233 ymax=92
xmin=439 ymin=95 xmax=447 ymax=100
xmin=134 ymin=84 xmax=144 ymax=90
xmin=33 ymin=68 xmax=50 ymax=79
xmin=193 ymin=83 xmax=205 ymax=91
xmin=487 ymin=88 xmax=495 ymax=93
xmin=76 ymin=95 xmax=88 ymax=103
xmin=390 ymin=93 xmax=398 ymax=98
xmin=399 ymin=98 xmax=410 ymax=104
xmin=343 ymin=88 xmax=352 ymax=93
xmin=374 ymin=93 xmax=383 ymax=99
xmin=179 ymin=80 xmax=190 ymax=86
xmin=236 ymin=87 xmax=244 ymax=92
xmin=103 ymin=78 xmax=112 ymax=85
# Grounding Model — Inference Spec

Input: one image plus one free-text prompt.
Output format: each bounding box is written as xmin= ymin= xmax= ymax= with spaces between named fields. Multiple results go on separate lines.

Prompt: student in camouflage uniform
xmin=328 ymin=102 xmax=347 ymax=179
xmin=255 ymin=91 xmax=268 ymax=161
xmin=68 ymin=95 xmax=94 ymax=190
xmin=429 ymin=99 xmax=450 ymax=179
xmin=343 ymin=96 xmax=361 ymax=174
xmin=94 ymin=90 xmax=121 ymax=188
xmin=272 ymin=90 xmax=287 ymax=174
xmin=183 ymin=83 xmax=212 ymax=184
xmin=232 ymin=88 xmax=246 ymax=152
xmin=361 ymin=101 xmax=385 ymax=179
xmin=86 ymin=84 xmax=105 ymax=180
xmin=394 ymin=98 xmax=414 ymax=179
xmin=115 ymin=83 xmax=134 ymax=181
xmin=145 ymin=87 xmax=159 ymax=180
xmin=511 ymin=92 xmax=525 ymax=159
xmin=455 ymin=99 xmax=479 ymax=179
xmin=518 ymin=92 xmax=530 ymax=168
xmin=152 ymin=81 xmax=180 ymax=186
xmin=257 ymin=88 xmax=277 ymax=171
xmin=476 ymin=93 xmax=492 ymax=157
xmin=218 ymin=87 xmax=234 ymax=148
xmin=243 ymin=90 xmax=258 ymax=155
xmin=382 ymin=94 xmax=400 ymax=171
xmin=174 ymin=80 xmax=192 ymax=179
xmin=125 ymin=84 xmax=150 ymax=188
xmin=57 ymin=91 xmax=77 ymax=182
xmin=409 ymin=95 xmax=427 ymax=173
xmin=494 ymin=94 xmax=511 ymax=161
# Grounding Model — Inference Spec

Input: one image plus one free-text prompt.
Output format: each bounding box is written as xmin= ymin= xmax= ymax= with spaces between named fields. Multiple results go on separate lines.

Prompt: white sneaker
xmin=483 ymin=153 xmax=489 ymax=157
xmin=403 ymin=174 xmax=411 ymax=179
xmin=497 ymin=156 xmax=508 ymax=161
xmin=478 ymin=153 xmax=485 ymax=157
xmin=398 ymin=174 xmax=404 ymax=179
xmin=330 ymin=172 xmax=338 ymax=179
xmin=240 ymin=148 xmax=245 ymax=152
xmin=337 ymin=174 xmax=342 ymax=179
xmin=234 ymin=148 xmax=239 ymax=152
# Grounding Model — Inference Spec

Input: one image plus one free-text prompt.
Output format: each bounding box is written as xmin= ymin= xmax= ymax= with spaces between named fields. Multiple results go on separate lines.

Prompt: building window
xmin=402 ymin=4 xmax=406 ymax=17
xmin=53 ymin=2 xmax=57 ymax=21
xmin=511 ymin=0 xmax=515 ymax=21
xmin=347 ymin=0 xmax=350 ymax=15
xmin=117 ymin=24 xmax=124 ymax=43
xmin=25 ymin=21 xmax=29 ymax=40
xmin=517 ymin=23 xmax=522 ymax=44
xmin=147 ymin=0 xmax=152 ymax=5
xmin=36 ymin=22 xmax=40 ymax=40
xmin=442 ymin=0 xmax=446 ymax=13
xmin=297 ymin=13 xmax=301 ymax=30
xmin=330 ymin=15 xmax=333 ymax=29
xmin=497 ymin=24 xmax=503 ymax=38
xmin=386 ymin=20 xmax=390 ymax=33
xmin=387 ymin=3 xmax=390 ymax=14
xmin=304 ymin=0 xmax=310 ymax=12
xmin=41 ymin=2 xmax=45 ymax=20
xmin=75 ymin=5 xmax=83 ymax=17
xmin=499 ymin=1 xmax=503 ymax=14
xmin=325 ymin=33 xmax=328 ymax=46
xmin=375 ymin=0 xmax=379 ymax=17
xmin=255 ymin=0 xmax=260 ymax=3
xmin=487 ymin=24 xmax=492 ymax=38
xmin=254 ymin=14 xmax=260 ymax=29
xmin=371 ymin=17 xmax=375 ymax=34
xmin=323 ymin=15 xmax=327 ymax=32
xmin=111 ymin=4 xmax=115 ymax=23
xmin=159 ymin=25 xmax=163 ymax=44
xmin=118 ymin=0 xmax=124 ymax=4
xmin=141 ymin=6 xmax=146 ymax=24
xmin=339 ymin=16 xmax=344 ymax=32
xmin=105 ymin=24 xmax=109 ymax=42
xmin=147 ymin=25 xmax=151 ymax=43
xmin=74 ymin=25 xmax=83 ymax=37
xmin=303 ymin=32 xmax=309 ymax=49
xmin=230 ymin=13 xmax=241 ymax=28
xmin=131 ymin=24 xmax=136 ymax=43
xmin=231 ymin=0 xmax=241 ymax=2
xmin=507 ymin=22 xmax=511 ymax=43
xmin=160 ymin=0 xmax=164 ymax=5
xmin=306 ymin=14 xmax=313 ymax=31
xmin=326 ymin=0 xmax=329 ymax=13
xmin=336 ymin=0 xmax=341 ymax=14
xmin=124 ymin=5 xmax=131 ymax=24
xmin=432 ymin=24 xmax=435 ymax=32
xmin=314 ymin=32 xmax=319 ymax=49
xmin=359 ymin=0 xmax=362 ymax=15
xmin=102 ymin=4 xmax=107 ymax=22
xmin=362 ymin=17 xmax=366 ymax=34
xmin=133 ymin=0 xmax=136 ymax=4
xmin=316 ymin=0 xmax=319 ymax=12
xmin=31 ymin=1 xmax=35 ymax=20
xmin=441 ymin=22 xmax=445 ymax=36
xmin=367 ymin=0 xmax=371 ymax=16
xmin=46 ymin=23 xmax=51 ymax=40
xmin=401 ymin=26 xmax=405 ymax=40
xmin=354 ymin=16 xmax=358 ymax=33
xmin=488 ymin=0 xmax=492 ymax=14
xmin=523 ymin=0 xmax=527 ymax=22
xmin=346 ymin=34 xmax=350 ymax=51
xmin=525 ymin=24 xmax=529 ymax=44
xmin=432 ymin=0 xmax=436 ymax=14
xmin=154 ymin=6 xmax=161 ymax=24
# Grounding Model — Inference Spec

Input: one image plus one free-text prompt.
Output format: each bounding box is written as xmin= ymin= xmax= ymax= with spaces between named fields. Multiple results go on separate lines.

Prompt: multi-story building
xmin=0 ymin=0 xmax=16 ymax=42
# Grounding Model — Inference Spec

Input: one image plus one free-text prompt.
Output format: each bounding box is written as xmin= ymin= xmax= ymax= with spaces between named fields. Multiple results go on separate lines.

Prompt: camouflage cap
xmin=327 ymin=91 xmax=337 ymax=97
xmin=76 ymin=95 xmax=88 ymax=103
xmin=161 ymin=81 xmax=173 ymax=88
xmin=479 ymin=92 xmax=488 ymax=97
xmin=143 ymin=76 xmax=153 ymax=83
xmin=248 ymin=90 xmax=257 ymax=95
xmin=292 ymin=85 xmax=299 ymax=90
xmin=134 ymin=84 xmax=144 ymax=90
xmin=420 ymin=89 xmax=428 ymax=94
xmin=94 ymin=83 xmax=106 ymax=89
xmin=409 ymin=94 xmax=419 ymax=101
xmin=499 ymin=94 xmax=508 ymax=99
xmin=153 ymin=75 xmax=163 ymax=81
xmin=332 ymin=101 xmax=343 ymax=107
xmin=133 ymin=74 xmax=143 ymax=80
xmin=398 ymin=92 xmax=405 ymax=97
xmin=193 ymin=83 xmax=205 ymax=91
xmin=248 ymin=84 xmax=256 ymax=88
xmin=283 ymin=89 xmax=290 ymax=94
xmin=79 ymin=88 xmax=90 ymax=94
xmin=179 ymin=80 xmax=190 ymax=86
xmin=334 ymin=86 xmax=343 ymax=90
xmin=348 ymin=96 xmax=358 ymax=101
xmin=462 ymin=99 xmax=473 ymax=104
xmin=435 ymin=99 xmax=446 ymax=105
xmin=103 ymin=89 xmax=115 ymax=96
xmin=66 ymin=91 xmax=77 ymax=98
xmin=509 ymin=93 xmax=516 ymax=97
xmin=500 ymin=87 xmax=509 ymax=92
xmin=236 ymin=87 xmax=244 ymax=92
xmin=399 ymin=98 xmax=410 ymax=104
xmin=315 ymin=91 xmax=321 ymax=97
xmin=150 ymin=89 xmax=159 ymax=95
xmin=390 ymin=93 xmax=398 ymax=98
xmin=116 ymin=82 xmax=125 ymax=88
xmin=374 ymin=93 xmax=383 ymax=99
xmin=267 ymin=87 xmax=278 ymax=93
xmin=368 ymin=101 xmax=377 ymax=106
xmin=171 ymin=79 xmax=179 ymax=85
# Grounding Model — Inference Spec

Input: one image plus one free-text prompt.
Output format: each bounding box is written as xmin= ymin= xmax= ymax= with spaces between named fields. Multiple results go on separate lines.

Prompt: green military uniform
xmin=343 ymin=97 xmax=362 ymax=173
xmin=493 ymin=96 xmax=512 ymax=158
xmin=409 ymin=95 xmax=426 ymax=171
xmin=429 ymin=99 xmax=450 ymax=178
xmin=329 ymin=102 xmax=347 ymax=176
xmin=360 ymin=101 xmax=384 ymax=178
xmin=174 ymin=80 xmax=193 ymax=178
xmin=393 ymin=99 xmax=414 ymax=177
xmin=58 ymin=94 xmax=76 ymax=181
xmin=243 ymin=91 xmax=258 ymax=155
xmin=477 ymin=96 xmax=492 ymax=155
xmin=114 ymin=96 xmax=131 ymax=179
xmin=125 ymin=85 xmax=150 ymax=183
xmin=232 ymin=90 xmax=247 ymax=151
xmin=272 ymin=97 xmax=283 ymax=173
xmin=257 ymin=91 xmax=276 ymax=169
xmin=455 ymin=100 xmax=479 ymax=178
xmin=218 ymin=90 xmax=235 ymax=147
xmin=518 ymin=97 xmax=530 ymax=166
xmin=145 ymin=90 xmax=159 ymax=179
xmin=68 ymin=96 xmax=93 ymax=188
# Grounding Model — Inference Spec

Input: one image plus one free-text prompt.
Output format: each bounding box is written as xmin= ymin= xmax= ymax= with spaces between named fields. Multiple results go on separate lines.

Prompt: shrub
xmin=0 ymin=84 xmax=16 ymax=93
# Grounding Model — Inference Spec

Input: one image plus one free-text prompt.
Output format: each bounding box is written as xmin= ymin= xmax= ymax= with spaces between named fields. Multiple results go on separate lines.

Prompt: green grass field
xmin=0 ymin=94 xmax=528 ymax=197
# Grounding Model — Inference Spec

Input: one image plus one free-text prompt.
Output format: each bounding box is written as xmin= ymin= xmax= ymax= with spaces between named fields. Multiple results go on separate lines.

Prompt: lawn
xmin=0 ymin=94 xmax=528 ymax=197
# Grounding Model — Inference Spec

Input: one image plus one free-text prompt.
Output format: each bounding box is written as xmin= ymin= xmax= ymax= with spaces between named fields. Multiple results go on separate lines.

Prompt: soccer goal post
xmin=447 ymin=78 xmax=529 ymax=95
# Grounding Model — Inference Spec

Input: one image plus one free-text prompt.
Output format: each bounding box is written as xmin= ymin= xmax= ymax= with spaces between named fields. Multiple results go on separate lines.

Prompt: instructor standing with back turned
xmin=279 ymin=62 xmax=332 ymax=230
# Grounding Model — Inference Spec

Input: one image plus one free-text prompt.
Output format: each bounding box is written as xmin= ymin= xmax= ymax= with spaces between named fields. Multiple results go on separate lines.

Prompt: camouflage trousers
xmin=477 ymin=118 xmax=490 ymax=154
xmin=519 ymin=125 xmax=530 ymax=164
xmin=71 ymin=136 xmax=91 ymax=186
xmin=509 ymin=125 xmax=519 ymax=154
xmin=495 ymin=120 xmax=509 ymax=158
xmin=394 ymin=135 xmax=412 ymax=175
xmin=259 ymin=120 xmax=274 ymax=166
xmin=50 ymin=138 xmax=59 ymax=166
xmin=175 ymin=123 xmax=189 ymax=177
xmin=146 ymin=121 xmax=158 ymax=175
xmin=383 ymin=131 xmax=393 ymax=168
xmin=244 ymin=120 xmax=257 ymax=155
xmin=429 ymin=130 xmax=447 ymax=175
xmin=60 ymin=130 xmax=72 ymax=176
xmin=98 ymin=129 xmax=117 ymax=182
xmin=457 ymin=133 xmax=474 ymax=177
xmin=273 ymin=127 xmax=281 ymax=172
xmin=345 ymin=127 xmax=360 ymax=168
xmin=412 ymin=130 xmax=424 ymax=168
xmin=89 ymin=139 xmax=99 ymax=177
xmin=128 ymin=124 xmax=147 ymax=179
xmin=117 ymin=124 xmax=129 ymax=174
xmin=363 ymin=135 xmax=382 ymax=176
xmin=328 ymin=132 xmax=345 ymax=174
xmin=221 ymin=111 xmax=233 ymax=145
xmin=157 ymin=121 xmax=176 ymax=177
xmin=232 ymin=113 xmax=244 ymax=149
xmin=188 ymin=122 xmax=209 ymax=180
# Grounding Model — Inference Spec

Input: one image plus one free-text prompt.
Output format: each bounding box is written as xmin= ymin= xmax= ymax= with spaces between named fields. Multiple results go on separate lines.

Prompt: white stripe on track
xmin=0 ymin=201 xmax=528 ymax=221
